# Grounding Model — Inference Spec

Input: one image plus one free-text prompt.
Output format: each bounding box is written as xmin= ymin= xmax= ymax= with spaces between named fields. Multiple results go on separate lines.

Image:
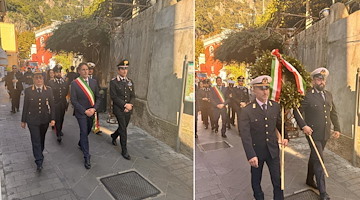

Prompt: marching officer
xmin=210 ymin=77 xmax=229 ymax=137
xmin=234 ymin=76 xmax=250 ymax=133
xmin=87 ymin=62 xmax=102 ymax=135
xmin=21 ymin=71 xmax=55 ymax=171
xmin=239 ymin=75 xmax=288 ymax=200
xmin=71 ymin=63 xmax=101 ymax=169
xmin=198 ymin=80 xmax=212 ymax=130
xmin=110 ymin=59 xmax=135 ymax=160
xmin=5 ymin=65 xmax=24 ymax=113
xmin=294 ymin=68 xmax=341 ymax=200
xmin=226 ymin=80 xmax=236 ymax=128
xmin=48 ymin=66 xmax=69 ymax=142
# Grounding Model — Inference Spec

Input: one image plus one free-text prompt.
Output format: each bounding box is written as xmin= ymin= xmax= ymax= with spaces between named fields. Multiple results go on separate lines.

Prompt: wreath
xmin=249 ymin=51 xmax=312 ymax=110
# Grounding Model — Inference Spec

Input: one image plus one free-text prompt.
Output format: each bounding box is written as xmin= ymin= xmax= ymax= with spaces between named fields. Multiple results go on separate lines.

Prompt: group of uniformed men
xmin=8 ymin=60 xmax=134 ymax=171
xmin=197 ymin=68 xmax=340 ymax=200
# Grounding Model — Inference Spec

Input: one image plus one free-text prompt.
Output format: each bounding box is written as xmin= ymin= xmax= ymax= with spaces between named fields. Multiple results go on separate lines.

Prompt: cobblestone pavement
xmin=0 ymin=82 xmax=193 ymax=200
xmin=195 ymin=114 xmax=360 ymax=200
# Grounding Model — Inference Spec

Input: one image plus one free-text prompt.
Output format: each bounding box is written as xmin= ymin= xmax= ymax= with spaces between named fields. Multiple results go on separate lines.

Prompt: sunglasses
xmin=255 ymin=86 xmax=269 ymax=90
xmin=33 ymin=76 xmax=43 ymax=80
xmin=118 ymin=67 xmax=128 ymax=70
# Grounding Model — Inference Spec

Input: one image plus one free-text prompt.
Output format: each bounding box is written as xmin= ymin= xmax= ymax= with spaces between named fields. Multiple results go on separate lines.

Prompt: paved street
xmin=195 ymin=114 xmax=360 ymax=200
xmin=0 ymin=81 xmax=193 ymax=200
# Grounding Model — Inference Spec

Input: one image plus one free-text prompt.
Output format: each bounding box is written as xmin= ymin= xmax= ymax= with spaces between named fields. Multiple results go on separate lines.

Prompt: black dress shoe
xmin=320 ymin=193 xmax=330 ymax=200
xmin=57 ymin=136 xmax=62 ymax=143
xmin=60 ymin=132 xmax=64 ymax=136
xmin=10 ymin=110 xmax=15 ymax=113
xmin=37 ymin=165 xmax=43 ymax=172
xmin=221 ymin=133 xmax=227 ymax=138
xmin=122 ymin=152 xmax=131 ymax=160
xmin=306 ymin=180 xmax=317 ymax=189
xmin=84 ymin=159 xmax=91 ymax=169
xmin=111 ymin=134 xmax=117 ymax=146
xmin=96 ymin=131 xmax=102 ymax=135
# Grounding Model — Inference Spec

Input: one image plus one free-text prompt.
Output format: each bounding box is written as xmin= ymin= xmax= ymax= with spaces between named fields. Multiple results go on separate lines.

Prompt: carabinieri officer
xmin=110 ymin=59 xmax=135 ymax=160
xmin=239 ymin=75 xmax=288 ymax=200
xmin=21 ymin=71 xmax=55 ymax=171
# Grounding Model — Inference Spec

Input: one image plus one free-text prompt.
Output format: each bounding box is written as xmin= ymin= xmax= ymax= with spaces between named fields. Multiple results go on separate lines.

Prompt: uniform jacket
xmin=198 ymin=87 xmax=211 ymax=110
xmin=110 ymin=76 xmax=135 ymax=115
xmin=5 ymin=71 xmax=24 ymax=91
xmin=21 ymin=85 xmax=55 ymax=125
xmin=294 ymin=88 xmax=341 ymax=141
xmin=233 ymin=86 xmax=250 ymax=109
xmin=48 ymin=78 xmax=69 ymax=105
xmin=70 ymin=78 xmax=101 ymax=118
xmin=239 ymin=100 xmax=289 ymax=160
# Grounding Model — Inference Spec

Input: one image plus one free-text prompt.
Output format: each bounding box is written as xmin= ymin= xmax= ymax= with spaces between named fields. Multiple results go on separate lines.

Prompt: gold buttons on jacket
xmin=266 ymin=132 xmax=269 ymax=135
xmin=266 ymin=139 xmax=269 ymax=141
xmin=265 ymin=124 xmax=268 ymax=127
xmin=265 ymin=118 xmax=268 ymax=121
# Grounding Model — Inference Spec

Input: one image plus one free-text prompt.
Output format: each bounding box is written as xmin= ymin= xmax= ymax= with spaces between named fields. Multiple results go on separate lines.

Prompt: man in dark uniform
xmin=210 ymin=77 xmax=229 ymax=138
xmin=5 ymin=65 xmax=24 ymax=113
xmin=71 ymin=63 xmax=101 ymax=169
xmin=294 ymin=68 xmax=341 ymax=200
xmin=198 ymin=80 xmax=212 ymax=130
xmin=234 ymin=76 xmax=250 ymax=134
xmin=48 ymin=66 xmax=69 ymax=142
xmin=23 ymin=67 xmax=34 ymax=88
xmin=66 ymin=66 xmax=79 ymax=84
xmin=226 ymin=80 xmax=236 ymax=128
xmin=21 ymin=71 xmax=55 ymax=171
xmin=239 ymin=75 xmax=288 ymax=200
xmin=110 ymin=59 xmax=135 ymax=160
xmin=87 ymin=62 xmax=102 ymax=135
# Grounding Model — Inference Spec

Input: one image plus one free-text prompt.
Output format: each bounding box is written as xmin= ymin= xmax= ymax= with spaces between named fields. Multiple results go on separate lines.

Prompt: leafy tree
xmin=17 ymin=31 xmax=35 ymax=59
xmin=215 ymin=27 xmax=283 ymax=63
xmin=54 ymin=52 xmax=74 ymax=71
xmin=223 ymin=62 xmax=247 ymax=81
xmin=195 ymin=38 xmax=204 ymax=66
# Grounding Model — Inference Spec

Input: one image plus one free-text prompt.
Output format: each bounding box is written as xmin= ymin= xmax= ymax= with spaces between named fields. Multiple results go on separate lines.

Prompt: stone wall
xmin=292 ymin=3 xmax=360 ymax=164
xmin=106 ymin=0 xmax=194 ymax=158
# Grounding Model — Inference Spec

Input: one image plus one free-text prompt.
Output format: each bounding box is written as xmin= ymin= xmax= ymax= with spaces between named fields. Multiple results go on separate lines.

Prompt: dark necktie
xmin=262 ymin=104 xmax=267 ymax=112
xmin=320 ymin=91 xmax=325 ymax=101
xmin=37 ymin=88 xmax=41 ymax=93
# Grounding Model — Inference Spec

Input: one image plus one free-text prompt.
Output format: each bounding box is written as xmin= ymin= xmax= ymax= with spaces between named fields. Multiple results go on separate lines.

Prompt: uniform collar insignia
xmin=269 ymin=101 xmax=272 ymax=106
xmin=253 ymin=103 xmax=256 ymax=109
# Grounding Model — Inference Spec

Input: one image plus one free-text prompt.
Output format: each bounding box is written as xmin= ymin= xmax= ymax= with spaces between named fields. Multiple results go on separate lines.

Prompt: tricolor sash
xmin=74 ymin=77 xmax=100 ymax=133
xmin=213 ymin=86 xmax=225 ymax=104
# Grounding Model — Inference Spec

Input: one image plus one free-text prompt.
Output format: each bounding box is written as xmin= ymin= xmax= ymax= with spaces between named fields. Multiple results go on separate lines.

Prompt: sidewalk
xmin=0 ymin=82 xmax=193 ymax=200
xmin=195 ymin=114 xmax=360 ymax=200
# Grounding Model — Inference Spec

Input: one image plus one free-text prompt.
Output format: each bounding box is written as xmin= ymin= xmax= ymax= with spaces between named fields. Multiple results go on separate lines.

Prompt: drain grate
xmin=198 ymin=141 xmax=231 ymax=152
xmin=285 ymin=189 xmax=319 ymax=200
xmin=100 ymin=170 xmax=161 ymax=200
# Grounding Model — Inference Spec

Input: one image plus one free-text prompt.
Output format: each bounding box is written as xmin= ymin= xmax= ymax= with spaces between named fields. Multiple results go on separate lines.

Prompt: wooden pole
xmin=296 ymin=108 xmax=329 ymax=177
xmin=281 ymin=106 xmax=285 ymax=190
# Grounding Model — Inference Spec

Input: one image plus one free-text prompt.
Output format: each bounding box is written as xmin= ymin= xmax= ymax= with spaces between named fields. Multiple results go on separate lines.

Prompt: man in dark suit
xmin=210 ymin=77 xmax=229 ymax=137
xmin=87 ymin=62 xmax=102 ymax=135
xmin=233 ymin=76 xmax=250 ymax=133
xmin=23 ymin=67 xmax=34 ymax=88
xmin=48 ymin=66 xmax=69 ymax=142
xmin=70 ymin=63 xmax=101 ymax=169
xmin=226 ymin=80 xmax=236 ymax=128
xmin=66 ymin=66 xmax=79 ymax=84
xmin=110 ymin=59 xmax=135 ymax=160
xmin=21 ymin=71 xmax=55 ymax=171
xmin=239 ymin=75 xmax=288 ymax=200
xmin=5 ymin=65 xmax=24 ymax=113
xmin=198 ymin=80 xmax=212 ymax=130
xmin=294 ymin=68 xmax=341 ymax=200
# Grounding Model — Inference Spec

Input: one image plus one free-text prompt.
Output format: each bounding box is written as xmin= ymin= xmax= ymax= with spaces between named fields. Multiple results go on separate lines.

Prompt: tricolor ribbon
xmin=213 ymin=86 xmax=225 ymax=104
xmin=270 ymin=49 xmax=306 ymax=102
xmin=74 ymin=77 xmax=100 ymax=133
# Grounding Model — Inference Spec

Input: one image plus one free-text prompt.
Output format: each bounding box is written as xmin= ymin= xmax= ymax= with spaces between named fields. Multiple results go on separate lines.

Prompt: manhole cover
xmin=198 ymin=141 xmax=232 ymax=152
xmin=100 ymin=170 xmax=161 ymax=200
xmin=285 ymin=189 xmax=319 ymax=200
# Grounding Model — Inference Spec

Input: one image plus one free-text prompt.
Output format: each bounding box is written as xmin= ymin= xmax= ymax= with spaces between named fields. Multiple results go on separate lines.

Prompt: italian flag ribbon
xmin=270 ymin=49 xmax=306 ymax=102
xmin=74 ymin=77 xmax=100 ymax=133
xmin=213 ymin=86 xmax=225 ymax=104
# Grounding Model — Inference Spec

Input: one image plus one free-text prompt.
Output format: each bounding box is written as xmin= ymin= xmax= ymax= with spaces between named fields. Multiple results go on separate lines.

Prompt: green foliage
xmin=45 ymin=17 xmax=110 ymax=60
xmin=223 ymin=62 xmax=247 ymax=80
xmin=17 ymin=31 xmax=35 ymax=59
xmin=215 ymin=27 xmax=283 ymax=63
xmin=54 ymin=52 xmax=74 ymax=71
xmin=195 ymin=39 xmax=204 ymax=66
xmin=250 ymin=51 xmax=312 ymax=109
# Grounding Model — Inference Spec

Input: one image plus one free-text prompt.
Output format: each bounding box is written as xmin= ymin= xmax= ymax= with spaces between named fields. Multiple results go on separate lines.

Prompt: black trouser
xmin=251 ymin=149 xmax=283 ymax=200
xmin=212 ymin=107 xmax=227 ymax=134
xmin=10 ymin=89 xmax=21 ymax=111
xmin=307 ymin=137 xmax=327 ymax=194
xmin=112 ymin=113 xmax=131 ymax=152
xmin=28 ymin=123 xmax=49 ymax=167
xmin=54 ymin=102 xmax=66 ymax=136
xmin=201 ymin=103 xmax=211 ymax=127
xmin=76 ymin=116 xmax=93 ymax=160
